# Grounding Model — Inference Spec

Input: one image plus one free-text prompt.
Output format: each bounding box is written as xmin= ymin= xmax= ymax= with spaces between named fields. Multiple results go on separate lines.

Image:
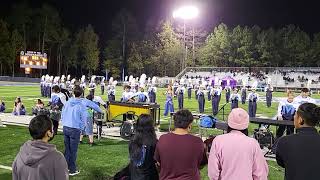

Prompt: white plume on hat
xmin=152 ymin=77 xmax=157 ymax=85
xmin=81 ymin=75 xmax=86 ymax=83
xmin=67 ymin=75 xmax=71 ymax=81
xmin=90 ymin=75 xmax=96 ymax=83
xmin=180 ymin=78 xmax=185 ymax=85
xmin=139 ymin=74 xmax=147 ymax=86
xmin=242 ymin=78 xmax=247 ymax=87
xmin=251 ymin=80 xmax=258 ymax=89
xmin=307 ymin=79 xmax=312 ymax=89
xmin=129 ymin=75 xmax=133 ymax=83
xmin=125 ymin=76 xmax=128 ymax=82
xmin=109 ymin=77 xmax=114 ymax=85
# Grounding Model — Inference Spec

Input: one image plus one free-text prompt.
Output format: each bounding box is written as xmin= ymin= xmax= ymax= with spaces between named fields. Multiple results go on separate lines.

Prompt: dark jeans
xmin=52 ymin=119 xmax=59 ymax=135
xmin=63 ymin=126 xmax=81 ymax=172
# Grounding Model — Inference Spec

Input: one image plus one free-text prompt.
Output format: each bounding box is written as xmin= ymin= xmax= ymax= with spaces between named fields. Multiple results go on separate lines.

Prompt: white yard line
xmin=0 ymin=165 xmax=12 ymax=171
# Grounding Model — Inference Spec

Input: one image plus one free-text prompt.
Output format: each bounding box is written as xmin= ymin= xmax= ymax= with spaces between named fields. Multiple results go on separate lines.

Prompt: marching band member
xmin=176 ymin=84 xmax=185 ymax=110
xmin=241 ymin=86 xmax=247 ymax=105
xmin=0 ymin=99 xmax=5 ymax=113
xmin=121 ymin=85 xmax=134 ymax=102
xmin=107 ymin=85 xmax=116 ymax=102
xmin=172 ymin=81 xmax=179 ymax=97
xmin=194 ymin=78 xmax=200 ymax=100
xmin=164 ymin=85 xmax=174 ymax=116
xmin=135 ymin=86 xmax=150 ymax=103
xmin=40 ymin=75 xmax=45 ymax=97
xmin=59 ymin=75 xmax=66 ymax=89
xmin=276 ymin=91 xmax=296 ymax=138
xmin=225 ymin=85 xmax=231 ymax=103
xmin=248 ymin=87 xmax=259 ymax=118
xmin=197 ymin=85 xmax=206 ymax=113
xmin=265 ymin=84 xmax=273 ymax=108
xmin=148 ymin=77 xmax=157 ymax=103
xmin=241 ymin=79 xmax=247 ymax=104
xmin=207 ymin=85 xmax=212 ymax=101
xmin=66 ymin=75 xmax=71 ymax=89
xmin=100 ymin=77 xmax=105 ymax=95
xmin=211 ymin=85 xmax=221 ymax=116
xmin=69 ymin=79 xmax=76 ymax=92
xmin=107 ymin=80 xmax=117 ymax=102
xmin=293 ymin=88 xmax=316 ymax=107
xmin=47 ymin=76 xmax=53 ymax=98
xmin=49 ymin=85 xmax=66 ymax=135
xmin=80 ymin=75 xmax=86 ymax=96
xmin=52 ymin=76 xmax=59 ymax=87
xmin=230 ymin=88 xmax=241 ymax=110
xmin=187 ymin=78 xmax=192 ymax=99
xmin=89 ymin=76 xmax=97 ymax=96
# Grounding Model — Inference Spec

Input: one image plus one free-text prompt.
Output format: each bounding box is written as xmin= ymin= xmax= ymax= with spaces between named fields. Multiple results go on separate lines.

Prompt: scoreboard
xmin=20 ymin=51 xmax=48 ymax=70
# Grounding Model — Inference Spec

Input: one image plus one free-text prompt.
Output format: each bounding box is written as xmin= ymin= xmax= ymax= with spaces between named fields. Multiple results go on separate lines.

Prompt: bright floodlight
xmin=173 ymin=6 xmax=199 ymax=20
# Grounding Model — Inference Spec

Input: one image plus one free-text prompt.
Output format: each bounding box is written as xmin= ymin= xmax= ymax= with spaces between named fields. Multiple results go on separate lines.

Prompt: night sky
xmin=1 ymin=0 xmax=320 ymax=43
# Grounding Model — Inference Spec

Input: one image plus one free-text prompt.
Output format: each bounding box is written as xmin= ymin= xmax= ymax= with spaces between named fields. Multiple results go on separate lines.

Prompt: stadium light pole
xmin=173 ymin=5 xmax=199 ymax=70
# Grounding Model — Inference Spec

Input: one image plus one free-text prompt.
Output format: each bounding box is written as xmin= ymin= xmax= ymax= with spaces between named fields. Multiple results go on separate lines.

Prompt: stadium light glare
xmin=173 ymin=6 xmax=199 ymax=20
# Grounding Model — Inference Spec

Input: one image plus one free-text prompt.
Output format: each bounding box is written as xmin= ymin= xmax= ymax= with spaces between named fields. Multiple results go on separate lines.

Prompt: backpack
xmin=199 ymin=115 xmax=217 ymax=128
xmin=281 ymin=104 xmax=295 ymax=120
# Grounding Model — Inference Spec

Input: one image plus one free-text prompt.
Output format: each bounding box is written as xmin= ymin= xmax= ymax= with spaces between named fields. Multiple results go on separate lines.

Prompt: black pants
xmin=276 ymin=125 xmax=294 ymax=138
xmin=52 ymin=119 xmax=59 ymax=135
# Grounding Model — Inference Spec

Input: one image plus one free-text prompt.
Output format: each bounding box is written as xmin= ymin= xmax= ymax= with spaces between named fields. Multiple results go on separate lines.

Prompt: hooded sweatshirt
xmin=61 ymin=97 xmax=87 ymax=130
xmin=12 ymin=140 xmax=68 ymax=180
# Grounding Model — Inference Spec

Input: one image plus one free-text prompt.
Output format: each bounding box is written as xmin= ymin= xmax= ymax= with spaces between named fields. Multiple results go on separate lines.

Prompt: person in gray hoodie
xmin=12 ymin=115 xmax=69 ymax=180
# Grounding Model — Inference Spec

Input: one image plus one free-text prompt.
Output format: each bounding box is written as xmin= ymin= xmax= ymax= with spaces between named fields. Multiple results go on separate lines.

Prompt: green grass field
xmin=0 ymin=85 xmax=319 ymax=179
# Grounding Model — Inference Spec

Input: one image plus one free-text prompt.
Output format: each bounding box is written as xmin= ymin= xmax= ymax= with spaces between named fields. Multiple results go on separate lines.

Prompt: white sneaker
xmin=69 ymin=170 xmax=80 ymax=176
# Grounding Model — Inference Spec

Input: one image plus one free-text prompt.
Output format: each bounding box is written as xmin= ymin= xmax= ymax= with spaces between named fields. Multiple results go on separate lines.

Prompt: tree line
xmin=0 ymin=3 xmax=320 ymax=78
xmin=0 ymin=3 xmax=99 ymax=77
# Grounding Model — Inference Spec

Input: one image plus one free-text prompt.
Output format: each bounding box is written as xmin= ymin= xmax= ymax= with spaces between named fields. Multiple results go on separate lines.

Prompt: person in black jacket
xmin=276 ymin=103 xmax=320 ymax=180
xmin=129 ymin=114 xmax=159 ymax=180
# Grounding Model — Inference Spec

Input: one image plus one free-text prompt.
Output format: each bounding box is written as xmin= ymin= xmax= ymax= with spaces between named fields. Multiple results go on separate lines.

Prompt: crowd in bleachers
xmin=183 ymin=68 xmax=320 ymax=88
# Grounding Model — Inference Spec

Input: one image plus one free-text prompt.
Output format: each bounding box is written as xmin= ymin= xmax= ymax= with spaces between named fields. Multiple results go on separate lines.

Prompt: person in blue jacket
xmin=61 ymin=85 xmax=87 ymax=176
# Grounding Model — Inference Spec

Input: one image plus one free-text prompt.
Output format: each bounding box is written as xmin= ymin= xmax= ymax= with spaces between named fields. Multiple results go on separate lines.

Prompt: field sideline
xmin=1 ymin=85 xmax=319 ymax=180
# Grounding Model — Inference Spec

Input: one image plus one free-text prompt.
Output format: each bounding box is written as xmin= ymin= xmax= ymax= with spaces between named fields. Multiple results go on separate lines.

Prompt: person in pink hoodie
xmin=208 ymin=108 xmax=269 ymax=180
